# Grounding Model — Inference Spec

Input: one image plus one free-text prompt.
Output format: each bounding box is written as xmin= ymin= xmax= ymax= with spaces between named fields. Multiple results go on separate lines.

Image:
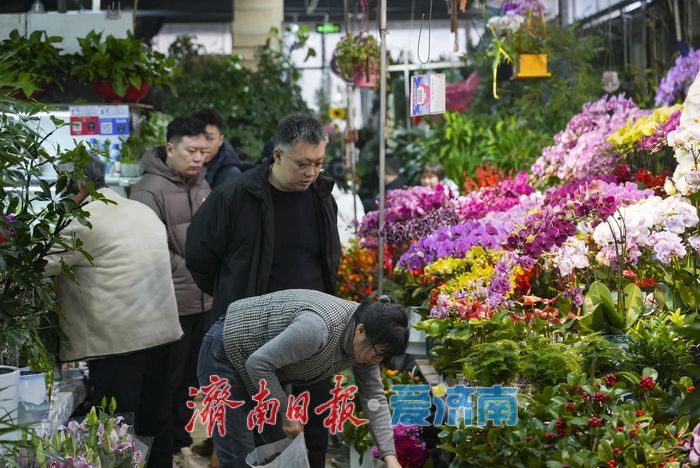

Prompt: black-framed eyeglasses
xmin=280 ymin=150 xmax=327 ymax=173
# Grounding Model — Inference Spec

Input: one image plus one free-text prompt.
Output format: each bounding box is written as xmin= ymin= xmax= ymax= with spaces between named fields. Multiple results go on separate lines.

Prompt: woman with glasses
xmin=197 ymin=289 xmax=408 ymax=468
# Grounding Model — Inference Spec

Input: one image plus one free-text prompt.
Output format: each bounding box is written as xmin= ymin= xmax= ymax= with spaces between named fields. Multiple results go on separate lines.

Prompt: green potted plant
xmin=332 ymin=33 xmax=380 ymax=88
xmin=485 ymin=0 xmax=550 ymax=99
xmin=0 ymin=30 xmax=68 ymax=100
xmin=117 ymin=111 xmax=170 ymax=177
xmin=72 ymin=30 xmax=177 ymax=103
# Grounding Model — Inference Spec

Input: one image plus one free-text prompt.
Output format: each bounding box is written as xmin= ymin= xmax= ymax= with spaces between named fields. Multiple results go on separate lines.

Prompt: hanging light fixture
xmin=602 ymin=70 xmax=621 ymax=93
xmin=29 ymin=0 xmax=46 ymax=13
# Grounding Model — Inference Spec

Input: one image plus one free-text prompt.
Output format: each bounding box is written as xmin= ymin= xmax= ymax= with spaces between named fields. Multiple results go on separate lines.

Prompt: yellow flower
xmin=432 ymin=383 xmax=446 ymax=397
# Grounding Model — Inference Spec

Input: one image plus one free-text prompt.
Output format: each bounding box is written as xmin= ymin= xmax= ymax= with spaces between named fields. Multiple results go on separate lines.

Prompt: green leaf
xmin=581 ymin=281 xmax=619 ymax=332
xmin=623 ymin=283 xmax=643 ymax=329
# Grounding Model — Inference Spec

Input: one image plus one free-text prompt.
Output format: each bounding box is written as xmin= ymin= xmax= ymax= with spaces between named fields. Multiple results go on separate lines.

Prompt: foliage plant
xmin=332 ymin=33 xmax=380 ymax=82
xmin=438 ymin=370 xmax=696 ymax=467
xmin=520 ymin=337 xmax=582 ymax=387
xmin=0 ymin=76 xmax=106 ymax=366
xmin=71 ymin=30 xmax=177 ymax=98
xmin=0 ymin=30 xmax=67 ymax=97
xmin=158 ymin=28 xmax=310 ymax=158
xmin=118 ymin=111 xmax=171 ymax=164
xmin=462 ymin=339 xmax=522 ymax=386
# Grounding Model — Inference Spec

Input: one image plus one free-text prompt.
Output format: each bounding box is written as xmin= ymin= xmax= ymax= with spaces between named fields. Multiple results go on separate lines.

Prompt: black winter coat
xmin=185 ymin=160 xmax=341 ymax=318
xmin=204 ymin=141 xmax=242 ymax=189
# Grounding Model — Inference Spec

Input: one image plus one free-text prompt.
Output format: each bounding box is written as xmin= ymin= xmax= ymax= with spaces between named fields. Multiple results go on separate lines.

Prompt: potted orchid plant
xmin=16 ymin=401 xmax=144 ymax=467
xmin=486 ymin=0 xmax=550 ymax=99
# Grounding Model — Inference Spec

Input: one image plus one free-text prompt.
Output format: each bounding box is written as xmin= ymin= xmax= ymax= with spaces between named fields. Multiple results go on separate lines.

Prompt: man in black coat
xmin=191 ymin=109 xmax=243 ymax=189
xmin=186 ymin=113 xmax=341 ymax=468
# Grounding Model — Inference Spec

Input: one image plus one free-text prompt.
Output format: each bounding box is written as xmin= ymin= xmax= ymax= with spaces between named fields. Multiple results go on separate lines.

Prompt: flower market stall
xmin=340 ymin=55 xmax=700 ymax=468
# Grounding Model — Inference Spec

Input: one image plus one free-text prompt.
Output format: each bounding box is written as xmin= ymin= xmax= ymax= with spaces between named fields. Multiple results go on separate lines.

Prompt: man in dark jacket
xmin=130 ymin=116 xmax=212 ymax=462
xmin=191 ymin=109 xmax=242 ymax=189
xmin=186 ymin=113 xmax=341 ymax=468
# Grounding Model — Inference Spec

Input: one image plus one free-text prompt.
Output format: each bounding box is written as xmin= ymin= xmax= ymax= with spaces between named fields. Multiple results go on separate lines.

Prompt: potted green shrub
xmin=0 ymin=30 xmax=68 ymax=100
xmin=117 ymin=112 xmax=170 ymax=177
xmin=332 ymin=33 xmax=380 ymax=88
xmin=72 ymin=30 xmax=177 ymax=103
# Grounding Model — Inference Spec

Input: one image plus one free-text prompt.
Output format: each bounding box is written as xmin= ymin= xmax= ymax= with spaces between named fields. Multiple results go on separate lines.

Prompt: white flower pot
xmin=349 ymin=446 xmax=385 ymax=468
xmin=19 ymin=371 xmax=46 ymax=405
xmin=405 ymin=309 xmax=427 ymax=356
xmin=0 ymin=365 xmax=21 ymax=440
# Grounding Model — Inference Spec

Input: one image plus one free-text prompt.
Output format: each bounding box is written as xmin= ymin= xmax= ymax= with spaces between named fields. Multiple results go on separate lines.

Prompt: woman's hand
xmin=281 ymin=416 xmax=303 ymax=439
xmin=384 ymin=455 xmax=402 ymax=468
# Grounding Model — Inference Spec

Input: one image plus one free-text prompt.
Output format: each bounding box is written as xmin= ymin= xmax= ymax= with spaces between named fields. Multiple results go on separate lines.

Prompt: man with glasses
xmin=186 ymin=113 xmax=341 ymax=468
xmin=191 ymin=109 xmax=243 ymax=189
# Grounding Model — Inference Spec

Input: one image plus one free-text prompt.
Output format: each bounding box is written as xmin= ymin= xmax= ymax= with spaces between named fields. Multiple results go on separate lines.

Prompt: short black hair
xmin=422 ymin=162 xmax=445 ymax=180
xmin=191 ymin=109 xmax=224 ymax=131
xmin=352 ymin=299 xmax=409 ymax=358
xmin=84 ymin=155 xmax=106 ymax=189
xmin=385 ymin=155 xmax=401 ymax=176
xmin=166 ymin=116 xmax=206 ymax=145
xmin=272 ymin=113 xmax=328 ymax=150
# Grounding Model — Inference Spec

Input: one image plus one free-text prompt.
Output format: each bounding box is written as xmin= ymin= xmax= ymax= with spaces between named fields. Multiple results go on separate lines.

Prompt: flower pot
xmin=0 ymin=365 xmax=21 ymax=440
xmin=19 ymin=371 xmax=46 ymax=406
xmin=91 ymin=79 xmax=150 ymax=103
xmin=513 ymin=54 xmax=551 ymax=79
xmin=352 ymin=64 xmax=378 ymax=88
xmin=405 ymin=308 xmax=427 ymax=356
xmin=120 ymin=162 xmax=141 ymax=178
xmin=349 ymin=446 xmax=384 ymax=468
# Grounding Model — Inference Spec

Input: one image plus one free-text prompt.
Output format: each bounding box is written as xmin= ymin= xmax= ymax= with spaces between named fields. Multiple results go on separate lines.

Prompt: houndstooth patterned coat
xmin=221 ymin=289 xmax=359 ymax=395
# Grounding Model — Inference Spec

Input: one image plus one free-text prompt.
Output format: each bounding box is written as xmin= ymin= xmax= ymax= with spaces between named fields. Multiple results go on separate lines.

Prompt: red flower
xmin=616 ymin=426 xmax=625 ymax=433
xmin=687 ymin=385 xmax=695 ymax=393
xmin=622 ymin=269 xmax=638 ymax=279
xmin=640 ymin=376 xmax=655 ymax=392
xmin=565 ymin=401 xmax=575 ymax=413
xmin=636 ymin=410 xmax=645 ymax=417
xmin=592 ymin=392 xmax=609 ymax=403
xmin=636 ymin=276 xmax=657 ymax=288
xmin=608 ymin=460 xmax=618 ymax=468
xmin=629 ymin=429 xmax=638 ymax=436
xmin=587 ymin=417 xmax=603 ymax=428
xmin=604 ymin=374 xmax=617 ymax=386
xmin=667 ymin=457 xmax=676 ymax=462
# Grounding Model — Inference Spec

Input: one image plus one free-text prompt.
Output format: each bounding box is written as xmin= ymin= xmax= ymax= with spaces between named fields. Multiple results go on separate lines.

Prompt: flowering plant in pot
xmin=16 ymin=401 xmax=144 ymax=467
xmin=332 ymin=33 xmax=380 ymax=88
xmin=486 ymin=0 xmax=549 ymax=98
xmin=72 ymin=30 xmax=177 ymax=103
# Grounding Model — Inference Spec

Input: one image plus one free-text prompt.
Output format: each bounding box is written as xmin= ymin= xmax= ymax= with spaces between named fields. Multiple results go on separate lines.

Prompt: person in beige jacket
xmin=129 ymin=116 xmax=212 ymax=460
xmin=44 ymin=157 xmax=182 ymax=468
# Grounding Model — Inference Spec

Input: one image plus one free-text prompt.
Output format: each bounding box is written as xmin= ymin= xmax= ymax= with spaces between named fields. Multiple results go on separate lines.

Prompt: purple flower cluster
xmin=358 ymin=185 xmax=459 ymax=248
xmin=503 ymin=0 xmax=545 ymax=14
xmin=506 ymin=210 xmax=577 ymax=259
xmin=654 ymin=49 xmax=700 ymax=106
xmin=640 ymin=109 xmax=682 ymax=153
xmin=460 ymin=171 xmax=534 ymax=220
xmin=486 ymin=252 xmax=517 ymax=309
xmin=531 ymin=94 xmax=644 ymax=182
xmin=397 ymin=219 xmax=510 ymax=272
xmin=384 ymin=204 xmax=461 ymax=250
xmin=371 ymin=425 xmax=430 ymax=468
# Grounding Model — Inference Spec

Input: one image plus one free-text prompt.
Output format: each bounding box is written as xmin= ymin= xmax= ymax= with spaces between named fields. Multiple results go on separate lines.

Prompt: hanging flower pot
xmin=91 ymin=80 xmax=150 ymax=103
xmin=352 ymin=63 xmax=378 ymax=88
xmin=513 ymin=53 xmax=551 ymax=79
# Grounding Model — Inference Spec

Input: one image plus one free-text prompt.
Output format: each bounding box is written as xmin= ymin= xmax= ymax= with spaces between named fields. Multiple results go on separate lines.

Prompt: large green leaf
xmin=581 ymin=281 xmax=620 ymax=332
xmin=623 ymin=283 xmax=644 ymax=330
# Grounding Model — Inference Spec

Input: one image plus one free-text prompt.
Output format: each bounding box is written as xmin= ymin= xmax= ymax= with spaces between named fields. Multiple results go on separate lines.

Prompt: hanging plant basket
xmin=91 ymin=79 xmax=150 ymax=103
xmin=352 ymin=63 xmax=378 ymax=88
xmin=513 ymin=53 xmax=551 ymax=79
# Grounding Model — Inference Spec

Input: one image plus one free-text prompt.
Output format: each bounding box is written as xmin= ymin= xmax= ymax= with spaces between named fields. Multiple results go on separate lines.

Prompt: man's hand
xmin=281 ymin=416 xmax=303 ymax=439
xmin=384 ymin=455 xmax=402 ymax=468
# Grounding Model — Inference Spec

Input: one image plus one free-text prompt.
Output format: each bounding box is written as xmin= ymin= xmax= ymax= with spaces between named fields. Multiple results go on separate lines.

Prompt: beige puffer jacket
xmin=130 ymin=146 xmax=212 ymax=315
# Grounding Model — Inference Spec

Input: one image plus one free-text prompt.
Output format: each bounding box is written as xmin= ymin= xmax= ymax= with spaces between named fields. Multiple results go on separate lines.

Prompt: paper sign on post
xmin=410 ymin=74 xmax=446 ymax=117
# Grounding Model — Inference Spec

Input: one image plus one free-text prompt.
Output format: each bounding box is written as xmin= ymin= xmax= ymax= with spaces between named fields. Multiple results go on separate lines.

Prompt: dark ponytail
xmin=352 ymin=297 xmax=409 ymax=357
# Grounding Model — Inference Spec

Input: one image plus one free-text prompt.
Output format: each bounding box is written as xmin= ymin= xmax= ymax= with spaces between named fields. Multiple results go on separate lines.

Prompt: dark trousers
xmin=88 ymin=343 xmax=175 ymax=468
xmin=170 ymin=311 xmax=210 ymax=452
xmin=292 ymin=378 xmax=333 ymax=468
